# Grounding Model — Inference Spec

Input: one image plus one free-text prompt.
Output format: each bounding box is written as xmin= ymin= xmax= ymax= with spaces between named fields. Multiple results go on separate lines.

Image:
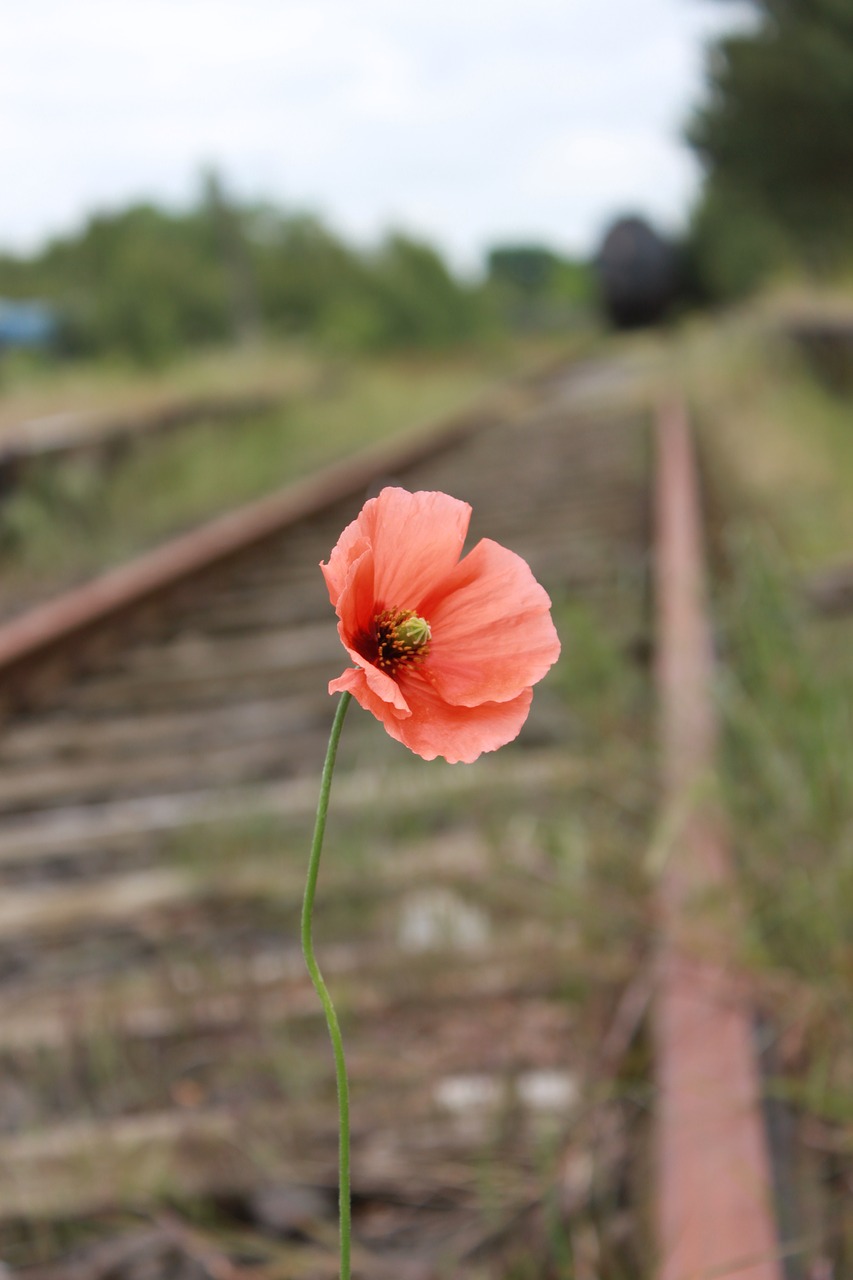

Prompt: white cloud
xmin=0 ymin=0 xmax=754 ymax=261
xmin=523 ymin=125 xmax=699 ymax=227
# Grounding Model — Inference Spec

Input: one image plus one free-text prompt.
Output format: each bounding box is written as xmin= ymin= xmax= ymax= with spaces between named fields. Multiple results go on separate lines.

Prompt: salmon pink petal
xmin=351 ymin=649 xmax=411 ymax=712
xmin=370 ymin=489 xmax=471 ymax=609
xmin=422 ymin=539 xmax=561 ymax=706
xmin=321 ymin=531 xmax=370 ymax=608
xmin=331 ymin=549 xmax=412 ymax=715
xmin=329 ymin=666 xmax=411 ymax=725
xmin=333 ymin=645 xmax=409 ymax=716
xmin=324 ymin=488 xmax=470 ymax=615
xmin=334 ymin=544 xmax=378 ymax=646
xmin=389 ymin=673 xmax=534 ymax=762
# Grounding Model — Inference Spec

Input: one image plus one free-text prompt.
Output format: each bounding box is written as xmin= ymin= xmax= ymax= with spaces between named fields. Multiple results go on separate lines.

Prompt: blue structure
xmin=0 ymin=299 xmax=60 ymax=351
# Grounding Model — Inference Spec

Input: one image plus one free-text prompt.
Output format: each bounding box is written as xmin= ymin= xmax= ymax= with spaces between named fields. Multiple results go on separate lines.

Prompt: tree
xmin=202 ymin=170 xmax=262 ymax=347
xmin=366 ymin=234 xmax=485 ymax=348
xmin=688 ymin=0 xmax=853 ymax=274
xmin=0 ymin=196 xmax=491 ymax=362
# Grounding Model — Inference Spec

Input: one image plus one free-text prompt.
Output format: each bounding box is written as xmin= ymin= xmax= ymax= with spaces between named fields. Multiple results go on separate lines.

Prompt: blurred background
xmin=2 ymin=0 xmax=851 ymax=594
xmin=1 ymin=1 xmax=853 ymax=1276
xmin=1 ymin=0 xmax=833 ymax=371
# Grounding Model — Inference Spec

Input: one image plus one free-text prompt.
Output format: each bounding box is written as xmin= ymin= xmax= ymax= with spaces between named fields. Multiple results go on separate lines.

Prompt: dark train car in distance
xmin=596 ymin=216 xmax=678 ymax=328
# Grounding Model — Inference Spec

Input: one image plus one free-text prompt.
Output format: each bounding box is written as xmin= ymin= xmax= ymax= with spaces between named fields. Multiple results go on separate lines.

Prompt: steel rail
xmin=654 ymin=399 xmax=783 ymax=1280
xmin=0 ymin=388 xmax=527 ymax=707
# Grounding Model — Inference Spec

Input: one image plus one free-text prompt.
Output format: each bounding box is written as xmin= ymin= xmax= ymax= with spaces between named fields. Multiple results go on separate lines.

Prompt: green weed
xmin=0 ymin=352 xmax=495 ymax=594
xmin=720 ymin=533 xmax=853 ymax=987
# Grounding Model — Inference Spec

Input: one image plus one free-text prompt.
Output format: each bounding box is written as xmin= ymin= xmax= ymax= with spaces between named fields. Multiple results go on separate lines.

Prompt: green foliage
xmin=247 ymin=209 xmax=366 ymax=337
xmin=553 ymin=599 xmax=646 ymax=742
xmin=363 ymin=234 xmax=490 ymax=348
xmin=686 ymin=0 xmax=853 ymax=293
xmin=488 ymin=246 xmax=563 ymax=295
xmin=0 ymin=355 xmax=493 ymax=589
xmin=38 ymin=205 xmax=230 ymax=362
xmin=0 ymin=194 xmax=491 ymax=364
xmin=721 ymin=535 xmax=853 ymax=984
xmin=485 ymin=243 xmax=593 ymax=332
xmin=686 ymin=183 xmax=795 ymax=301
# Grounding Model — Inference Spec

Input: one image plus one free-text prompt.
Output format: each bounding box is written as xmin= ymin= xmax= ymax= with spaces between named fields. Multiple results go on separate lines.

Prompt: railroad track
xmin=0 ymin=356 xmax=793 ymax=1277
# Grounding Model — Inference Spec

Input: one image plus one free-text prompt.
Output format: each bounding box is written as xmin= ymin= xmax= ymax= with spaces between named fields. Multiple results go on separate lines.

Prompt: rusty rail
xmin=654 ymin=400 xmax=783 ymax=1279
xmin=0 ymin=391 xmax=521 ymax=706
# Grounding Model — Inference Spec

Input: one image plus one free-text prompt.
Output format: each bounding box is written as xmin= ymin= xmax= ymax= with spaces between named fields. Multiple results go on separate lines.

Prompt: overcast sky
xmin=2 ymin=0 xmax=751 ymax=269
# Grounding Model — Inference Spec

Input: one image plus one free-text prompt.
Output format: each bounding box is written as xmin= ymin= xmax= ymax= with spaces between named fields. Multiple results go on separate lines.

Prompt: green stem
xmin=301 ymin=690 xmax=353 ymax=1280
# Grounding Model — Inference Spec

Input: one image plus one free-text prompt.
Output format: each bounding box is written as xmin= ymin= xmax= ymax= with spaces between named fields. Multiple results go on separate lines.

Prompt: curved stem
xmin=301 ymin=690 xmax=353 ymax=1280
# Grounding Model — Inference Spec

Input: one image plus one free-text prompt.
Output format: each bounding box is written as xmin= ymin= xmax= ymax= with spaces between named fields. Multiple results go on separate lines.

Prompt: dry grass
xmin=670 ymin=303 xmax=853 ymax=567
xmin=0 ymin=347 xmax=506 ymax=603
xmin=667 ymin=307 xmax=853 ymax=1232
xmin=0 ymin=342 xmax=317 ymax=440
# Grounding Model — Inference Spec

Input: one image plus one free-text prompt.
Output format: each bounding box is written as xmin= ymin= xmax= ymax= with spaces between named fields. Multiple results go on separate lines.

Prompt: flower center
xmin=372 ymin=608 xmax=431 ymax=673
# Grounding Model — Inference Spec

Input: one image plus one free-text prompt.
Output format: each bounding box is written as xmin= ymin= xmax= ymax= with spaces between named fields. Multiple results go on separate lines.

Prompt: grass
xmin=0 ymin=341 xmax=317 ymax=437
xmin=719 ymin=535 xmax=853 ymax=988
xmin=671 ymin=304 xmax=853 ymax=567
xmin=668 ymin=305 xmax=853 ymax=1161
xmin=0 ymin=346 xmax=506 ymax=599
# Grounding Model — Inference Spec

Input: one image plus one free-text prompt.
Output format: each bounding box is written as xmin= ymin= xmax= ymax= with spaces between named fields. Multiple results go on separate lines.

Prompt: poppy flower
xmin=321 ymin=487 xmax=561 ymax=763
